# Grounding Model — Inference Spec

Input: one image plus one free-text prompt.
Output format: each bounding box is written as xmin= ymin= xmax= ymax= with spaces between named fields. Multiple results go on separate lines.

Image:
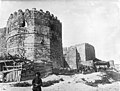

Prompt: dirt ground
xmin=0 ymin=71 xmax=120 ymax=91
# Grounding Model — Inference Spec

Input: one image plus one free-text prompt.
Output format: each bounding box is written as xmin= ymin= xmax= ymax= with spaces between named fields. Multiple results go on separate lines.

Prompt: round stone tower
xmin=6 ymin=8 xmax=63 ymax=68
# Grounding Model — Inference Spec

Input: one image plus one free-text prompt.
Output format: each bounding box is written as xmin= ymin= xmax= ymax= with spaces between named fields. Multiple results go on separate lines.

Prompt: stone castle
xmin=0 ymin=8 xmax=114 ymax=81
xmin=0 ymin=8 xmax=63 ymax=68
xmin=0 ymin=8 xmax=97 ymax=71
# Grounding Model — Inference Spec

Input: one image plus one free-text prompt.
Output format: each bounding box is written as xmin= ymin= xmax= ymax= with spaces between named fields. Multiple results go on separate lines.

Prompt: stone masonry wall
xmin=34 ymin=26 xmax=50 ymax=62
xmin=75 ymin=43 xmax=95 ymax=61
xmin=85 ymin=43 xmax=95 ymax=61
xmin=0 ymin=28 xmax=7 ymax=57
xmin=65 ymin=47 xmax=77 ymax=69
xmin=50 ymin=20 xmax=63 ymax=68
xmin=63 ymin=43 xmax=95 ymax=69
xmin=6 ymin=27 xmax=35 ymax=61
xmin=75 ymin=44 xmax=86 ymax=61
xmin=63 ymin=46 xmax=80 ymax=69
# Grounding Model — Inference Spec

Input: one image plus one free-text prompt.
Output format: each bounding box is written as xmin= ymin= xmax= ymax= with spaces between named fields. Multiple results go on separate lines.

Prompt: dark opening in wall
xmin=41 ymin=39 xmax=44 ymax=45
xmin=19 ymin=20 xmax=26 ymax=27
xmin=21 ymin=21 xmax=25 ymax=27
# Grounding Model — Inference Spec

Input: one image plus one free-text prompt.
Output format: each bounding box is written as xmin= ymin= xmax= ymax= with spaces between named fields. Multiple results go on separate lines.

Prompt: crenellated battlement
xmin=7 ymin=9 xmax=25 ymax=28
xmin=7 ymin=8 xmax=61 ymax=28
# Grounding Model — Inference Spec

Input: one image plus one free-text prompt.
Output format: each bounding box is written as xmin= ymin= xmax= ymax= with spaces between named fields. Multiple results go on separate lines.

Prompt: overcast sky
xmin=0 ymin=0 xmax=120 ymax=64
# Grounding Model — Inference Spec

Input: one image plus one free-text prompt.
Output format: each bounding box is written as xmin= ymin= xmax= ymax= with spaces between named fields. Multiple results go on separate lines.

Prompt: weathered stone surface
xmin=80 ymin=60 xmax=94 ymax=67
xmin=0 ymin=28 xmax=7 ymax=57
xmin=75 ymin=43 xmax=95 ymax=61
xmin=50 ymin=21 xmax=63 ymax=68
xmin=63 ymin=43 xmax=95 ymax=69
xmin=34 ymin=26 xmax=50 ymax=62
xmin=7 ymin=9 xmax=25 ymax=30
xmin=63 ymin=46 xmax=80 ymax=69
xmin=108 ymin=60 xmax=115 ymax=68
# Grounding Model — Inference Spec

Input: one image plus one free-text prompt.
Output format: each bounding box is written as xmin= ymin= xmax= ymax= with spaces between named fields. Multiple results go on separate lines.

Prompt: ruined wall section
xmin=63 ymin=43 xmax=95 ymax=69
xmin=75 ymin=43 xmax=86 ymax=61
xmin=75 ymin=43 xmax=95 ymax=61
xmin=65 ymin=47 xmax=77 ymax=69
xmin=7 ymin=9 xmax=25 ymax=30
xmin=63 ymin=46 xmax=80 ymax=69
xmin=6 ymin=9 xmax=25 ymax=57
xmin=6 ymin=9 xmax=35 ymax=60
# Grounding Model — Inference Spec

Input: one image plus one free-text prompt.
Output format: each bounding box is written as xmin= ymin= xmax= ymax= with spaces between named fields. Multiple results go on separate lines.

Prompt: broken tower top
xmin=7 ymin=8 xmax=61 ymax=28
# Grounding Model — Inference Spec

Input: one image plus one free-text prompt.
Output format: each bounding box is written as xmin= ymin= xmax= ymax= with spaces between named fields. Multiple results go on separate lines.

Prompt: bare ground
xmin=0 ymin=71 xmax=120 ymax=91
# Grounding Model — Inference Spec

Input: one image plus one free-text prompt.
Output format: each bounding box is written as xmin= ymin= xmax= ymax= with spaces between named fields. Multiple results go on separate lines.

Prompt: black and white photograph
xmin=0 ymin=0 xmax=120 ymax=91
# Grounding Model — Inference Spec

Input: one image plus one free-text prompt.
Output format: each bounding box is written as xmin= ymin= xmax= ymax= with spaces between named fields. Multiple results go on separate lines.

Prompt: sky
xmin=0 ymin=0 xmax=120 ymax=64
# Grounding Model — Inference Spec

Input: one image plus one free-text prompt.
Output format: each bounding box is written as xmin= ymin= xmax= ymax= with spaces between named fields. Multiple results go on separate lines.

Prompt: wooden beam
xmin=2 ymin=68 xmax=22 ymax=73
xmin=4 ymin=61 xmax=8 ymax=70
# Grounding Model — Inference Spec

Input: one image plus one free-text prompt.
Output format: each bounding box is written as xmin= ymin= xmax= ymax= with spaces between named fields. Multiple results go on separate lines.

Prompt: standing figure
xmin=32 ymin=72 xmax=42 ymax=91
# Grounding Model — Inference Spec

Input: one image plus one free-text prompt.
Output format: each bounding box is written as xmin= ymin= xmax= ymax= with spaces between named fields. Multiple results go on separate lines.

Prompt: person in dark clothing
xmin=32 ymin=72 xmax=42 ymax=91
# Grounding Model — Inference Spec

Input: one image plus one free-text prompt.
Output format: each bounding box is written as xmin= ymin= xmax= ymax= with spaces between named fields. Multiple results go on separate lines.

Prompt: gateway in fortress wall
xmin=0 ymin=8 xmax=63 ymax=68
